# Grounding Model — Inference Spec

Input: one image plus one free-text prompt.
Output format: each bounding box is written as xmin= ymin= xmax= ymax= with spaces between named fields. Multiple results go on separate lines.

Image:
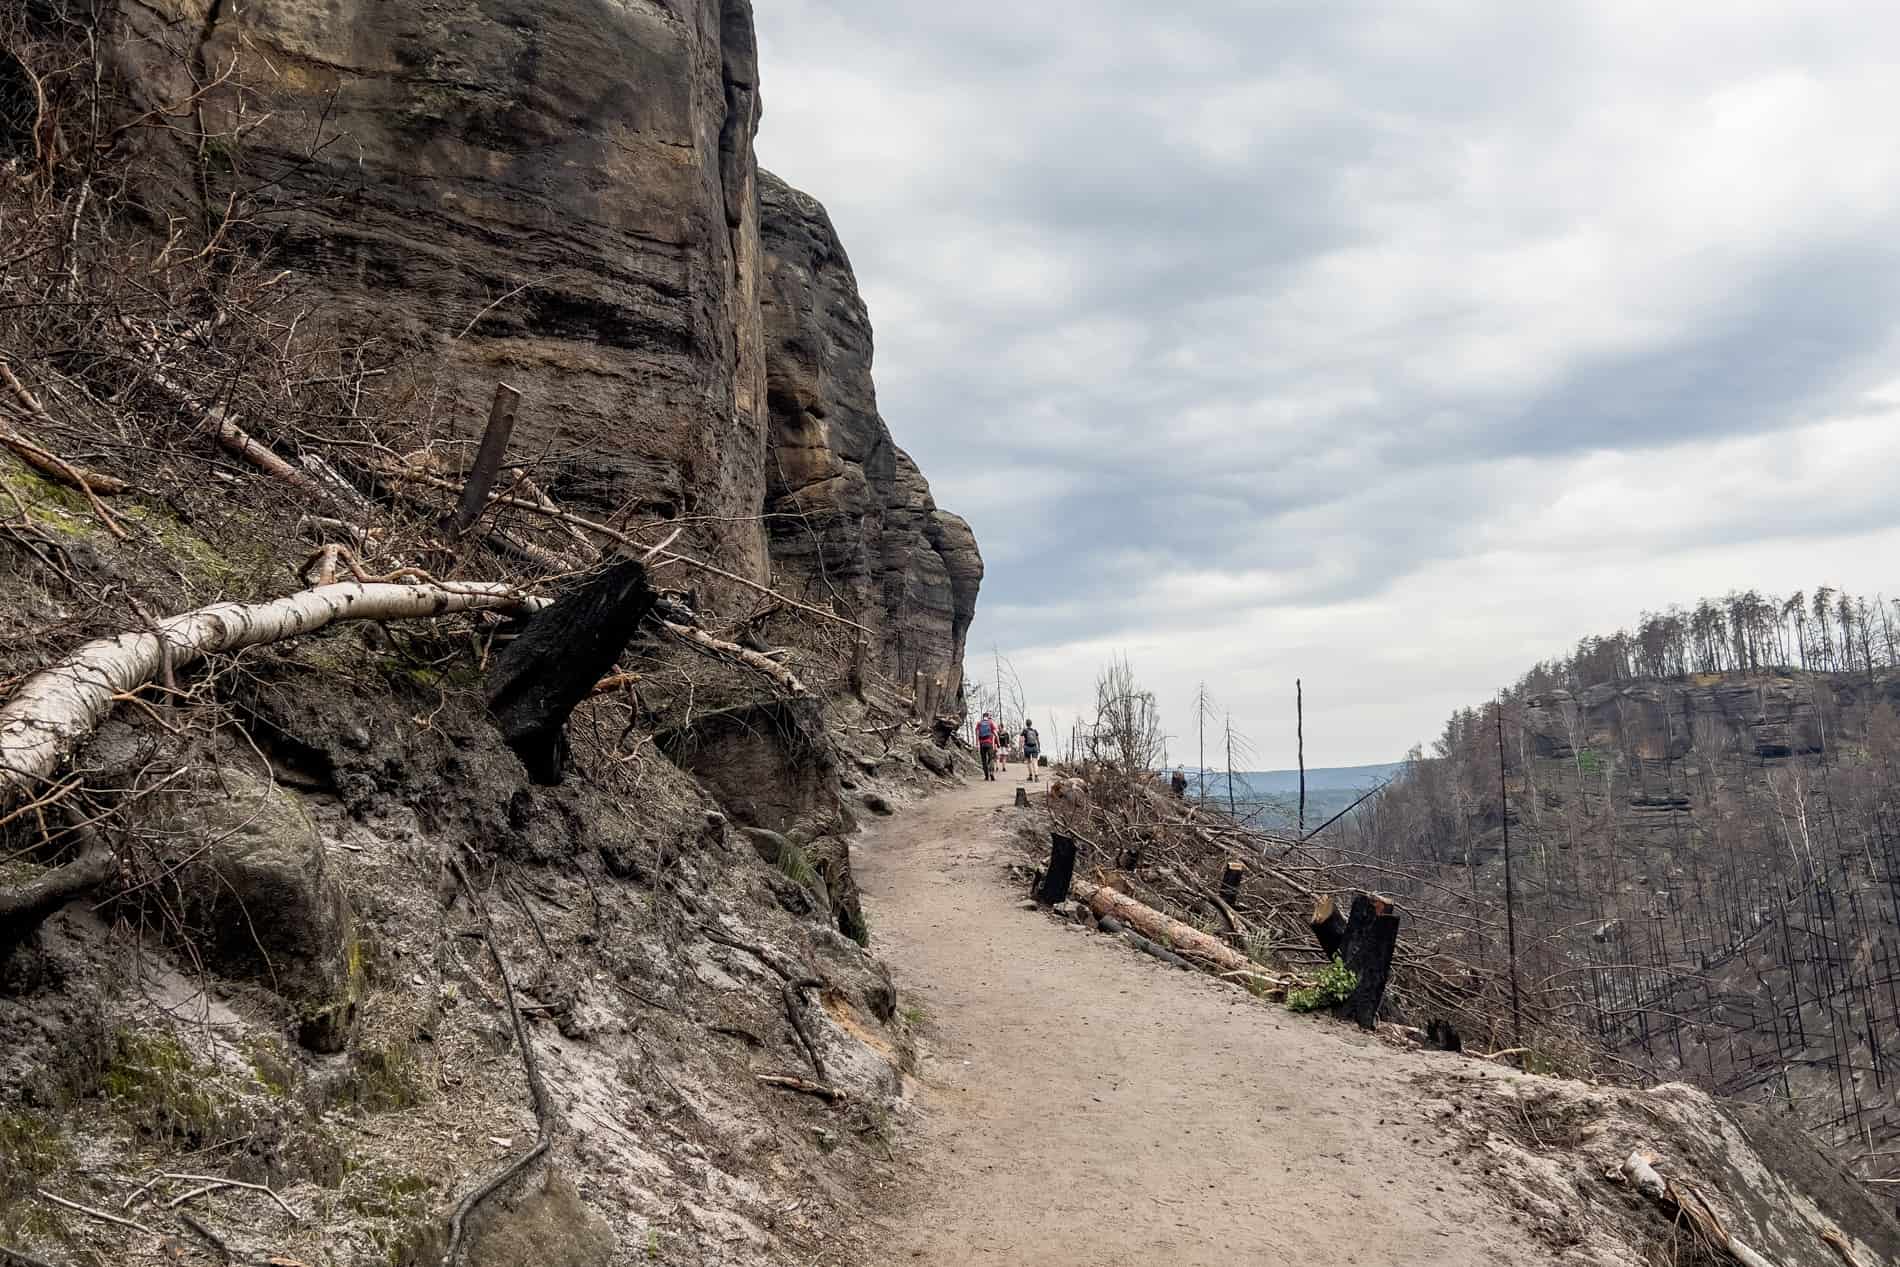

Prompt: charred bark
xmin=1035 ymin=832 xmax=1077 ymax=905
xmin=485 ymin=557 xmax=656 ymax=784
xmin=1335 ymin=893 xmax=1401 ymax=1030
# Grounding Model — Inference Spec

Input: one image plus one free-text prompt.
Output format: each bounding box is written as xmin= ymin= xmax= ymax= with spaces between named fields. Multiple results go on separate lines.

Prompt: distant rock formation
xmin=759 ymin=172 xmax=981 ymax=702
xmin=1522 ymin=674 xmax=1900 ymax=761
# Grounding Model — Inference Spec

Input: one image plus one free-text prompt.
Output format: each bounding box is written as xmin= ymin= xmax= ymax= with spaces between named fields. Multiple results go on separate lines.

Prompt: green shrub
xmin=1286 ymin=956 xmax=1357 ymax=1013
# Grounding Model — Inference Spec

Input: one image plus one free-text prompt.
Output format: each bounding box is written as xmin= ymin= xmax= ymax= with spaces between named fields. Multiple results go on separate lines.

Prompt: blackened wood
xmin=485 ymin=556 xmax=656 ymax=783
xmin=1014 ymin=786 xmax=1030 ymax=808
xmin=1336 ymin=892 xmax=1400 ymax=1030
xmin=1311 ymin=894 xmax=1348 ymax=957
xmin=1220 ymin=860 xmax=1247 ymax=907
xmin=449 ymin=382 xmax=521 ymax=537
xmin=1036 ymin=832 xmax=1077 ymax=905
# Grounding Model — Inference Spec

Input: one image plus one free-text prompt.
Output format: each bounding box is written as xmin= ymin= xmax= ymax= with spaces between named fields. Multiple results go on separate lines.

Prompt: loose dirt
xmin=858 ymin=776 xmax=1551 ymax=1266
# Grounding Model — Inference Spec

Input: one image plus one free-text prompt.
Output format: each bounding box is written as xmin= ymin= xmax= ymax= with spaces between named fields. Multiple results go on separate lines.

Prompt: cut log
xmin=1035 ymin=833 xmax=1077 ymax=906
xmin=1072 ymin=879 xmax=1253 ymax=975
xmin=1335 ymin=893 xmax=1400 ymax=1030
xmin=1310 ymin=894 xmax=1348 ymax=957
xmin=0 ymin=581 xmax=543 ymax=805
xmin=485 ymin=557 xmax=656 ymax=784
xmin=1014 ymin=786 xmax=1029 ymax=808
xmin=1618 ymin=1150 xmax=1776 ymax=1267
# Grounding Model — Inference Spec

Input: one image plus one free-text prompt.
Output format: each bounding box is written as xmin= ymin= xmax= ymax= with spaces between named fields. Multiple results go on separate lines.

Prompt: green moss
xmin=0 ymin=456 xmax=96 ymax=536
xmin=0 ymin=1111 xmax=73 ymax=1200
xmin=244 ymin=1034 xmax=297 ymax=1099
xmin=100 ymin=1029 xmax=247 ymax=1146
xmin=342 ymin=1037 xmax=426 ymax=1112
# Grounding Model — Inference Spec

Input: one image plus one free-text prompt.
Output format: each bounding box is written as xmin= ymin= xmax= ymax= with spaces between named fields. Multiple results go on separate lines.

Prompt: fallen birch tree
xmin=0 ymin=580 xmax=542 ymax=804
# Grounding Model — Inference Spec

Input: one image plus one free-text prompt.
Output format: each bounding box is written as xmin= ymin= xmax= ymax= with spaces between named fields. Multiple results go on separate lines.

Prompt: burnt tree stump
xmin=1036 ymin=832 xmax=1077 ymax=905
xmin=1335 ymin=893 xmax=1400 ymax=1030
xmin=1014 ymin=786 xmax=1030 ymax=808
xmin=485 ymin=556 xmax=656 ymax=783
xmin=1219 ymin=860 xmax=1247 ymax=907
xmin=1310 ymin=894 xmax=1349 ymax=958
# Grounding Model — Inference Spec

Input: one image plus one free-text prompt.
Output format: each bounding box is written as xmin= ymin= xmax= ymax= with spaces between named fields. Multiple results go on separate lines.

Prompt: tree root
xmin=441 ymin=862 xmax=553 ymax=1267
xmin=756 ymin=1073 xmax=844 ymax=1102
xmin=0 ymin=828 xmax=116 ymax=956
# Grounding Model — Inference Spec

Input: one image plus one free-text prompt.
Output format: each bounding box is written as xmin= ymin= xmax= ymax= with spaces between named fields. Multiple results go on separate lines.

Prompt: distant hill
xmin=1182 ymin=762 xmax=1402 ymax=829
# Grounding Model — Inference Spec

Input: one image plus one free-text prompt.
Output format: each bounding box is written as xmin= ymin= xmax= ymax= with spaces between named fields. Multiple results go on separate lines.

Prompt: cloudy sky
xmin=752 ymin=1 xmax=1900 ymax=769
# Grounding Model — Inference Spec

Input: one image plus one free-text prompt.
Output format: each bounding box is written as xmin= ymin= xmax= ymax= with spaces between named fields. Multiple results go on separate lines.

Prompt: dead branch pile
xmin=1039 ymin=763 xmax=1615 ymax=1065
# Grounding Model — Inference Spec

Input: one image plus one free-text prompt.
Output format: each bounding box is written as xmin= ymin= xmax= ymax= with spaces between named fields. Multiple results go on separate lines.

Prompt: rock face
xmin=758 ymin=173 xmax=983 ymax=701
xmin=108 ymin=2 xmax=979 ymax=702
xmin=1521 ymin=674 xmax=1900 ymax=762
xmin=115 ymin=0 xmax=770 ymax=570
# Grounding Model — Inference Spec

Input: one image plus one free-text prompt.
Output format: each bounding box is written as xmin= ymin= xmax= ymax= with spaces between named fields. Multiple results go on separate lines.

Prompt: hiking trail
xmin=857 ymin=775 xmax=1547 ymax=1265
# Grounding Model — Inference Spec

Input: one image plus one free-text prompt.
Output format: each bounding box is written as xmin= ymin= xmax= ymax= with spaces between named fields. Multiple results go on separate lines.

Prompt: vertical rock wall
xmin=109 ymin=0 xmax=978 ymax=694
xmin=758 ymin=172 xmax=982 ymax=702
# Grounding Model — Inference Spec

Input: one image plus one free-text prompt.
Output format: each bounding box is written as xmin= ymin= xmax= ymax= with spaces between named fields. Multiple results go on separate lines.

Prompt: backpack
xmin=1023 ymin=725 xmax=1039 ymax=749
xmin=976 ymin=718 xmax=994 ymax=743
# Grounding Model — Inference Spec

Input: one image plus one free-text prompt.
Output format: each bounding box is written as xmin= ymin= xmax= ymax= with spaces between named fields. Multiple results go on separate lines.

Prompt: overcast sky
xmin=753 ymin=1 xmax=1900 ymax=769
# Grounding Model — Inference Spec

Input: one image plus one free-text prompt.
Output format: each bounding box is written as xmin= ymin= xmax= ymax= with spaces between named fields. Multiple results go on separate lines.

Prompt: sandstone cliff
xmin=759 ymin=172 xmax=981 ymax=701
xmin=0 ymin=2 xmax=981 ymax=1262
xmin=107 ymin=0 xmax=978 ymax=696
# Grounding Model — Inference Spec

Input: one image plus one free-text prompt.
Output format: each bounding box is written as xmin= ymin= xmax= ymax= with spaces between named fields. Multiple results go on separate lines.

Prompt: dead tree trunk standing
xmin=448 ymin=383 xmax=522 ymax=539
xmin=1496 ymin=702 xmax=1523 ymax=1045
xmin=1297 ymin=678 xmax=1306 ymax=834
xmin=485 ymin=557 xmax=656 ymax=784
xmin=1335 ymin=893 xmax=1400 ymax=1029
xmin=1036 ymin=833 xmax=1078 ymax=905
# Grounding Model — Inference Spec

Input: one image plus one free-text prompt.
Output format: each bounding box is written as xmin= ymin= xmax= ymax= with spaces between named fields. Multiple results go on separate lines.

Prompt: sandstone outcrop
xmin=758 ymin=172 xmax=982 ymax=700
xmin=114 ymin=0 xmax=771 ymax=570
xmin=106 ymin=2 xmax=980 ymax=704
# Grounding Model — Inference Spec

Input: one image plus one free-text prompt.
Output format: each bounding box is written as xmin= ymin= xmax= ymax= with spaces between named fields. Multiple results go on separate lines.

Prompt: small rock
xmin=862 ymin=792 xmax=894 ymax=815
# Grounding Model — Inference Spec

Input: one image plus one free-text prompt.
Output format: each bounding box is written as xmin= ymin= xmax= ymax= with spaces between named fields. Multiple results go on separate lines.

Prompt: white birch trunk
xmin=0 ymin=581 xmax=540 ymax=802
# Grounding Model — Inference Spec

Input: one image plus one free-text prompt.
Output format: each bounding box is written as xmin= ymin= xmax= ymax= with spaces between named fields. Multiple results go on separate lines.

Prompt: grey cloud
xmin=755 ymin=0 xmax=1900 ymax=758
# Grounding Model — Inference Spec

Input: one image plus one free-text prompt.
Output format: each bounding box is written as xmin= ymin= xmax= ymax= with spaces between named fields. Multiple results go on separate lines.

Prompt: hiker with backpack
xmin=1021 ymin=719 xmax=1042 ymax=781
xmin=976 ymin=712 xmax=998 ymax=780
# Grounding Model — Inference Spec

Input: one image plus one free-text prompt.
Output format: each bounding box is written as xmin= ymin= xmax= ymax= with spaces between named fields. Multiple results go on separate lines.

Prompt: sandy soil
xmin=857 ymin=776 xmax=1553 ymax=1266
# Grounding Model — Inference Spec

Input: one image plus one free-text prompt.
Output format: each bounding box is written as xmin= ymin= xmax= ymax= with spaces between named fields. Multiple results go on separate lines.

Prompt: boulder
xmin=158 ymin=772 xmax=361 ymax=1052
xmin=109 ymin=0 xmax=773 ymax=575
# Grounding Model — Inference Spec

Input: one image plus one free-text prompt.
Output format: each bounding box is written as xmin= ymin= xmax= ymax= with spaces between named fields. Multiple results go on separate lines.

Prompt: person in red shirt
xmin=975 ymin=712 xmax=998 ymax=781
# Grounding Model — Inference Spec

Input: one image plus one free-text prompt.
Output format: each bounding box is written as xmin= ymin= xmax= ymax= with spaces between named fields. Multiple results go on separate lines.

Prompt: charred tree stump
xmin=1310 ymin=894 xmax=1348 ymax=958
xmin=485 ymin=557 xmax=656 ymax=783
xmin=1220 ymin=860 xmax=1247 ymax=907
xmin=1014 ymin=786 xmax=1030 ymax=808
xmin=1036 ymin=832 xmax=1077 ymax=905
xmin=1335 ymin=893 xmax=1400 ymax=1030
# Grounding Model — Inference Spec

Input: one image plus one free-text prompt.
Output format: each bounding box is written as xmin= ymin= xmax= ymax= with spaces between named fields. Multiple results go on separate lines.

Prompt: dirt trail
xmin=858 ymin=776 xmax=1548 ymax=1266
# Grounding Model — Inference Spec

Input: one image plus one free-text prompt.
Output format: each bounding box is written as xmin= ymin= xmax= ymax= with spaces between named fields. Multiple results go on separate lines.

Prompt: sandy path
xmin=857 ymin=776 xmax=1548 ymax=1266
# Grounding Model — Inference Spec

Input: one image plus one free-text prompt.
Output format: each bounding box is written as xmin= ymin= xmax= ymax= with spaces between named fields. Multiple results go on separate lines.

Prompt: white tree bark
xmin=0 ymin=581 xmax=541 ymax=803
